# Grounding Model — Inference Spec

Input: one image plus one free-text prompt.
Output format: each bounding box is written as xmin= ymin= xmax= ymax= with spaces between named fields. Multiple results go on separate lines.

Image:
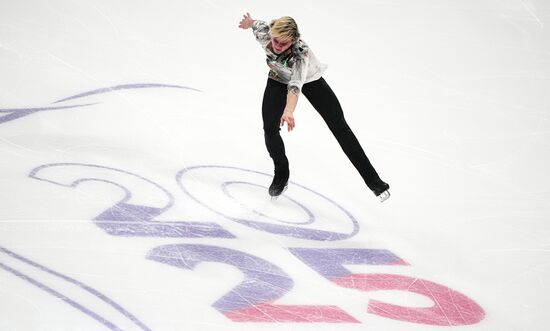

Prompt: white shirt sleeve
xmin=288 ymin=47 xmax=310 ymax=95
xmin=251 ymin=20 xmax=271 ymax=48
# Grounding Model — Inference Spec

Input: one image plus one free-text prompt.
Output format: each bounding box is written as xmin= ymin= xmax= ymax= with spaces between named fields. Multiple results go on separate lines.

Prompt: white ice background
xmin=1 ymin=0 xmax=549 ymax=330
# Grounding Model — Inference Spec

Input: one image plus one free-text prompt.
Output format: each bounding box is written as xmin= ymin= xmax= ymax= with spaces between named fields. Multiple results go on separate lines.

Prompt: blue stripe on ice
xmin=53 ymin=83 xmax=201 ymax=103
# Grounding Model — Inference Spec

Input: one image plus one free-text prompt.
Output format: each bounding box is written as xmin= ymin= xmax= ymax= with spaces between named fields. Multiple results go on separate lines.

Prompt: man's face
xmin=271 ymin=36 xmax=292 ymax=54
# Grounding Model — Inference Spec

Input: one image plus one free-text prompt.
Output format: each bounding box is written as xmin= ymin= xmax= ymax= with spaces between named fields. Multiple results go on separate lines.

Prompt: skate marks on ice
xmin=14 ymin=162 xmax=486 ymax=326
xmin=29 ymin=163 xmax=234 ymax=239
xmin=288 ymin=248 xmax=485 ymax=326
xmin=28 ymin=162 xmax=358 ymax=240
xmin=147 ymin=244 xmax=360 ymax=323
xmin=0 ymin=83 xmax=199 ymax=125
xmin=146 ymin=244 xmax=482 ymax=324
xmin=176 ymin=165 xmax=361 ymax=241
xmin=0 ymin=247 xmax=151 ymax=331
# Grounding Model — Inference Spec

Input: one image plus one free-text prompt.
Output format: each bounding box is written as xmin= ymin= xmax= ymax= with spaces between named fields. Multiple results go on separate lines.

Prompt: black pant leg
xmin=262 ymin=79 xmax=289 ymax=173
xmin=302 ymin=77 xmax=388 ymax=194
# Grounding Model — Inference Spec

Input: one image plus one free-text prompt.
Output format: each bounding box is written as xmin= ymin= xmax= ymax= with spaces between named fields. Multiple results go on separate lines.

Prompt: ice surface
xmin=1 ymin=0 xmax=549 ymax=330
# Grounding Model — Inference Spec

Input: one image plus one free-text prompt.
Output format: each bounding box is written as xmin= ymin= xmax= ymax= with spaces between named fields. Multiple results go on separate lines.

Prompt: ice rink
xmin=1 ymin=0 xmax=549 ymax=330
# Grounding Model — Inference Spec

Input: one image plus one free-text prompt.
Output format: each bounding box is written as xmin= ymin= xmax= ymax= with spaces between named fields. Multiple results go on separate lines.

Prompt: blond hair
xmin=269 ymin=16 xmax=300 ymax=42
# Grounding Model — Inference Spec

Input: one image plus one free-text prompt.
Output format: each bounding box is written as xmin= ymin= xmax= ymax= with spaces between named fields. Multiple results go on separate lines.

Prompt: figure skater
xmin=238 ymin=13 xmax=390 ymax=202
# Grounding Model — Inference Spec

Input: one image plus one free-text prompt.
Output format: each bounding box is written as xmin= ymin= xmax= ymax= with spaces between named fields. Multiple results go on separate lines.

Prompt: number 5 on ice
xmin=289 ymin=248 xmax=485 ymax=326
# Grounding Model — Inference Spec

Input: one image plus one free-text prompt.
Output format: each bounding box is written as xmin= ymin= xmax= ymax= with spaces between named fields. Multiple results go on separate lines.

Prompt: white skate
xmin=378 ymin=190 xmax=390 ymax=202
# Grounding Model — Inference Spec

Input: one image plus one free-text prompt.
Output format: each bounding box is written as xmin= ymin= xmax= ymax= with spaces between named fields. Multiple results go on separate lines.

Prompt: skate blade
xmin=379 ymin=190 xmax=391 ymax=202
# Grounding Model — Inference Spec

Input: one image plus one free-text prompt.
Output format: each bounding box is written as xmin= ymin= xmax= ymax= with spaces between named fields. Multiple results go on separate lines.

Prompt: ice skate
xmin=377 ymin=189 xmax=390 ymax=202
xmin=373 ymin=182 xmax=390 ymax=202
xmin=270 ymin=185 xmax=288 ymax=201
xmin=269 ymin=170 xmax=289 ymax=200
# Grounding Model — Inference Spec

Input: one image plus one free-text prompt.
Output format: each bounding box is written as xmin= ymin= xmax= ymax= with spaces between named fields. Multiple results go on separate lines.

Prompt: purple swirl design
xmin=176 ymin=165 xmax=360 ymax=241
xmin=0 ymin=103 xmax=97 ymax=125
xmin=52 ymin=83 xmax=200 ymax=104
xmin=29 ymin=163 xmax=234 ymax=239
xmin=0 ymin=246 xmax=151 ymax=331
xmin=0 ymin=83 xmax=199 ymax=125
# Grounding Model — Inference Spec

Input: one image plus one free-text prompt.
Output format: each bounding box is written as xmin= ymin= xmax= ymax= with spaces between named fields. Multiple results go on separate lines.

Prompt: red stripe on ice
xmin=334 ymin=273 xmax=485 ymax=326
xmin=224 ymin=303 xmax=360 ymax=323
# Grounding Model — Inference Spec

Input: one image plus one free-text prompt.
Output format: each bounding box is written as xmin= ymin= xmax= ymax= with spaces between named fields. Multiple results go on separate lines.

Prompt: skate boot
xmin=373 ymin=182 xmax=390 ymax=202
xmin=269 ymin=169 xmax=289 ymax=199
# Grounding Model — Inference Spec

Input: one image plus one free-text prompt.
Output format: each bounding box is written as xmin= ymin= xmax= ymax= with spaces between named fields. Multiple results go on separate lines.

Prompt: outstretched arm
xmin=239 ymin=13 xmax=270 ymax=47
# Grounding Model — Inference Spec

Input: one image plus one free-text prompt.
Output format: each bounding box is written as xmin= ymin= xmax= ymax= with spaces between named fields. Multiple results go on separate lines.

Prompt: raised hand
xmin=238 ymin=12 xmax=254 ymax=29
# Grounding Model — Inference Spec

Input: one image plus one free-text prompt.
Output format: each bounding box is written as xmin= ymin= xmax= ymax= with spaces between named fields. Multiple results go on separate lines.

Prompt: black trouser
xmin=262 ymin=77 xmax=388 ymax=194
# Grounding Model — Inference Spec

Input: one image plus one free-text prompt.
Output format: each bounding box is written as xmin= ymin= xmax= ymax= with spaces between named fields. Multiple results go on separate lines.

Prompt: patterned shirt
xmin=252 ymin=20 xmax=327 ymax=94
